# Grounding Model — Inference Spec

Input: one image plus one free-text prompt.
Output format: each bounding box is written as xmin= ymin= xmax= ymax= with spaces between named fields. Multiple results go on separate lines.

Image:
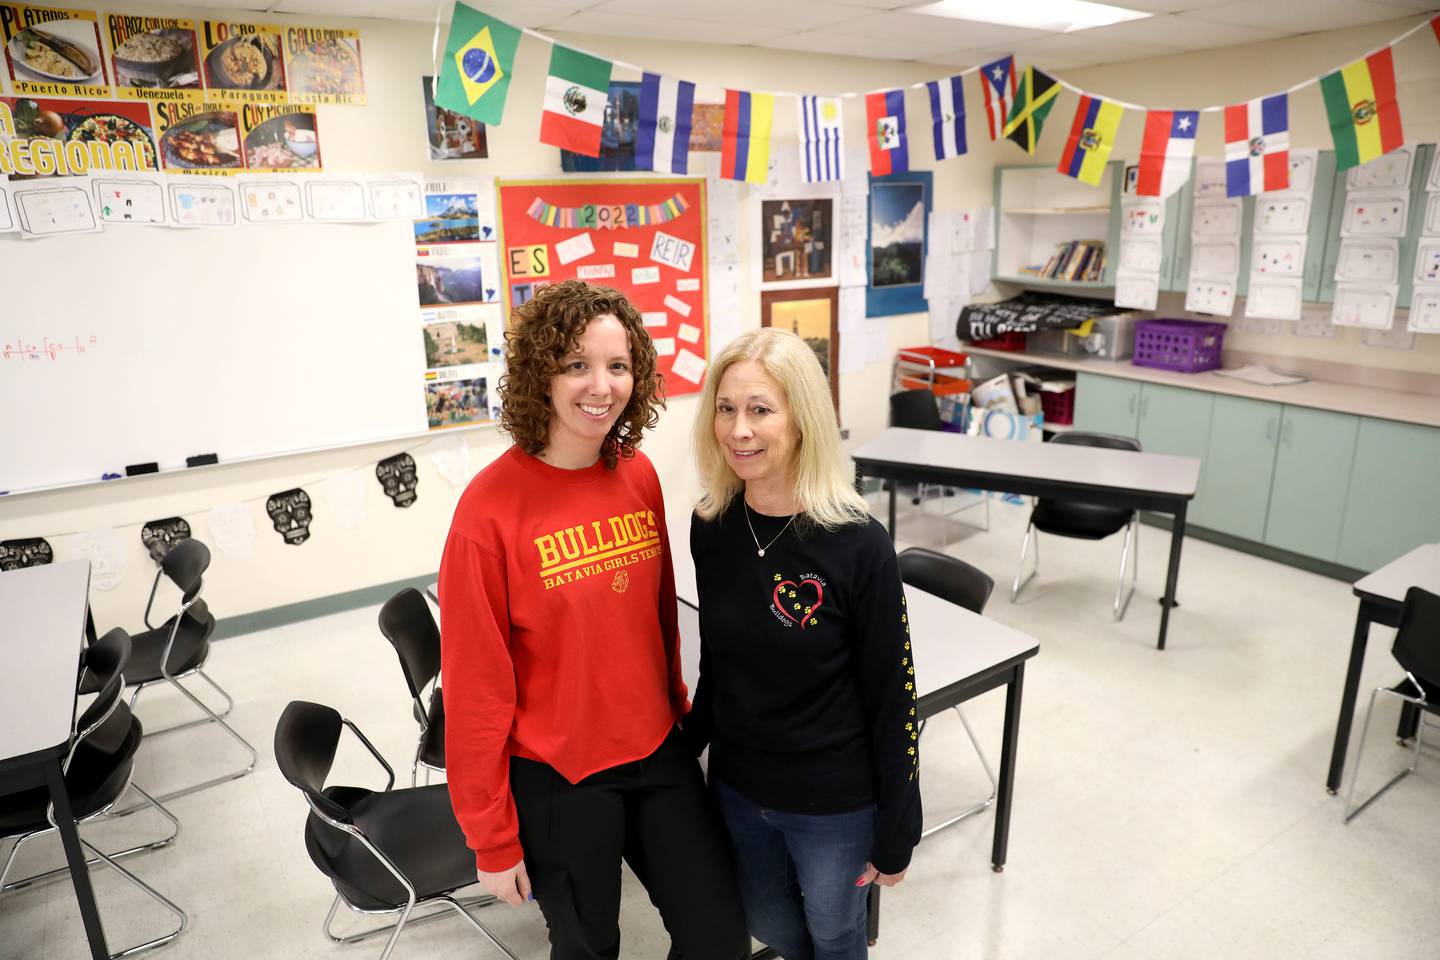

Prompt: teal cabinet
xmin=1303 ymin=151 xmax=1340 ymax=303
xmin=1236 ymin=196 xmax=1257 ymax=297
xmin=1102 ymin=160 xmax=1123 ymax=287
xmin=1074 ymin=372 xmax=1140 ymax=437
xmin=1136 ymin=384 xmax=1215 ymax=521
xmin=1160 ymin=167 xmax=1194 ymax=292
xmin=1195 ymin=396 xmax=1279 ymax=541
xmin=1317 ymin=165 xmax=1348 ymax=303
xmin=1337 ymin=419 xmax=1440 ymax=572
xmin=1263 ymin=407 xmax=1359 ymax=560
xmin=1397 ymin=144 xmax=1436 ymax=310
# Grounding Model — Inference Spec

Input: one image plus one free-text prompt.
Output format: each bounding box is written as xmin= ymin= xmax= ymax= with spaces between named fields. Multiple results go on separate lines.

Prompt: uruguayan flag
xmin=638 ymin=71 xmax=695 ymax=174
xmin=798 ymin=95 xmax=844 ymax=183
xmin=927 ymin=75 xmax=967 ymax=160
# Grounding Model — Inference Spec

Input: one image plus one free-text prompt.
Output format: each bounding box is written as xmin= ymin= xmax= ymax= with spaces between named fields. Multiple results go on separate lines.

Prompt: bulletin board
xmin=496 ymin=178 xmax=709 ymax=396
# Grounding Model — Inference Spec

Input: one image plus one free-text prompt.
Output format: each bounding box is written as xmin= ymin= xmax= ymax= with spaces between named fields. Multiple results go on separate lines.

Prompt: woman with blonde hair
xmin=685 ymin=328 xmax=921 ymax=960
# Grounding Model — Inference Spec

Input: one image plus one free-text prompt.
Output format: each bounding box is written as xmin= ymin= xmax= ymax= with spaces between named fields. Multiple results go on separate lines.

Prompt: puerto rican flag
xmin=1224 ymin=94 xmax=1289 ymax=197
xmin=980 ymin=55 xmax=1017 ymax=141
xmin=1136 ymin=109 xmax=1198 ymax=198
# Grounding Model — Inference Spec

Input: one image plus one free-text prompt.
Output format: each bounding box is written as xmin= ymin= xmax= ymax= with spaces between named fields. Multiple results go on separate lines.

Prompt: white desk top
xmin=852 ymin=428 xmax=1200 ymax=498
xmin=0 ymin=560 xmax=90 ymax=762
xmin=1353 ymin=543 xmax=1440 ymax=605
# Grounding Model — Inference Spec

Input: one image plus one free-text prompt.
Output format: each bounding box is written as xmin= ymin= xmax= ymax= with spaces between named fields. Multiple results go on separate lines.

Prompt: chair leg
xmin=920 ymin=706 xmax=999 ymax=839
xmin=1112 ymin=516 xmax=1138 ymax=622
xmin=135 ymin=671 xmax=235 ymax=739
xmin=1011 ymin=524 xmax=1038 ymax=601
xmin=438 ymin=894 xmax=521 ymax=959
xmin=78 ymin=835 xmax=188 ymax=959
xmin=322 ymin=891 xmax=500 ymax=947
xmin=1345 ymin=688 xmax=1422 ymax=823
xmin=145 ymin=672 xmax=258 ymax=804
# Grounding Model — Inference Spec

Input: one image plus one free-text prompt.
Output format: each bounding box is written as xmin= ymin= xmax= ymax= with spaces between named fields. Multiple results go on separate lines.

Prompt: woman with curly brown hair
xmin=438 ymin=280 xmax=749 ymax=960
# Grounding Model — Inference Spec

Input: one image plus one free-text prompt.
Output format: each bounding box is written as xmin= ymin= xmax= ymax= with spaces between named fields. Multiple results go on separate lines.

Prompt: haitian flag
xmin=1136 ymin=109 xmax=1198 ymax=198
xmin=1057 ymin=94 xmax=1123 ymax=186
xmin=1224 ymin=93 xmax=1289 ymax=196
xmin=926 ymin=75 xmax=966 ymax=161
xmin=979 ymin=55 xmax=1017 ymax=141
xmin=721 ymin=89 xmax=775 ymax=183
xmin=637 ymin=72 xmax=695 ymax=174
xmin=866 ymin=89 xmax=908 ymax=175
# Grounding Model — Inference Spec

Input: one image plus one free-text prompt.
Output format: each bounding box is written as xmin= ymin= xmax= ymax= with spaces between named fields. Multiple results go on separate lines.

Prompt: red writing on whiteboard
xmin=2 ymin=335 xmax=99 ymax=361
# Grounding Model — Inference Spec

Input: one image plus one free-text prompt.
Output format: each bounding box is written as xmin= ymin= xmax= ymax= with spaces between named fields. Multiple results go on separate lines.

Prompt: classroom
xmin=2 ymin=1 xmax=1439 ymax=958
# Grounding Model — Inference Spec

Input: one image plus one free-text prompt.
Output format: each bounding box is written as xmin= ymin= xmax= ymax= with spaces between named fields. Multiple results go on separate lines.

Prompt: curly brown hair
xmin=499 ymin=280 xmax=664 ymax=468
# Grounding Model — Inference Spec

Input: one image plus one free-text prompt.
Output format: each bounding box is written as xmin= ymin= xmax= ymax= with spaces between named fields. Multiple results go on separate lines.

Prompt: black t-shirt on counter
xmin=687 ymin=498 xmax=922 ymax=874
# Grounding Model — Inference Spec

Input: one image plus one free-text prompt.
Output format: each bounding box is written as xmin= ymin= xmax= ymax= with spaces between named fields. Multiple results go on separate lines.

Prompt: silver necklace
xmin=744 ymin=503 xmax=796 ymax=558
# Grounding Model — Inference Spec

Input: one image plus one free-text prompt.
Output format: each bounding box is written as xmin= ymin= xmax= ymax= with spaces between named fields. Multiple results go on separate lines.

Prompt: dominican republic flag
xmin=637 ymin=72 xmax=695 ymax=174
xmin=980 ymin=55 xmax=1017 ymax=140
xmin=866 ymin=89 xmax=908 ymax=176
xmin=798 ymin=95 xmax=844 ymax=183
xmin=539 ymin=44 xmax=612 ymax=156
xmin=926 ymin=75 xmax=966 ymax=161
xmin=1224 ymin=93 xmax=1289 ymax=197
xmin=1136 ymin=109 xmax=1198 ymax=198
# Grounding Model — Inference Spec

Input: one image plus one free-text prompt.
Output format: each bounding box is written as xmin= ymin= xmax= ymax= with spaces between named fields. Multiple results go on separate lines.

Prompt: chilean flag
xmin=1224 ymin=94 xmax=1289 ymax=197
xmin=865 ymin=89 xmax=908 ymax=176
xmin=1136 ymin=109 xmax=1198 ymax=198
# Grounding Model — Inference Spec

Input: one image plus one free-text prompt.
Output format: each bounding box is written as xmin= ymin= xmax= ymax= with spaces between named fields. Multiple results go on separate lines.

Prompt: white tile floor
xmin=4 ymin=494 xmax=1438 ymax=959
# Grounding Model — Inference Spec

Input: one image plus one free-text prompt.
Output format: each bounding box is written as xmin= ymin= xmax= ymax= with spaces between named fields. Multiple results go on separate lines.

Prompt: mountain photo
xmin=870 ymin=182 xmax=925 ymax=288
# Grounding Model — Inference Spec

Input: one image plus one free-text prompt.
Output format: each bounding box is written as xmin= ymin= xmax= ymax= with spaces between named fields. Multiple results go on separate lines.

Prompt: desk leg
xmin=44 ymin=758 xmax=109 ymax=960
xmin=1157 ymin=504 xmax=1188 ymax=651
xmin=992 ymin=663 xmax=1025 ymax=872
xmin=1327 ymin=601 xmax=1375 ymax=794
xmin=886 ymin=481 xmax=897 ymax=539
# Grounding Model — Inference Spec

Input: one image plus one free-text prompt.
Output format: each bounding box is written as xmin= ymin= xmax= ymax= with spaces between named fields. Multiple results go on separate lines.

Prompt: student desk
xmin=1325 ymin=543 xmax=1440 ymax=794
xmin=852 ymin=428 xmax=1201 ymax=650
xmin=0 ymin=560 xmax=111 ymax=960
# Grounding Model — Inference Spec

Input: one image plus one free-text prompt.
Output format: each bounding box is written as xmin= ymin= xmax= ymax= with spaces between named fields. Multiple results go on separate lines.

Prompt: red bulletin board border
xmin=496 ymin=177 xmax=709 ymax=397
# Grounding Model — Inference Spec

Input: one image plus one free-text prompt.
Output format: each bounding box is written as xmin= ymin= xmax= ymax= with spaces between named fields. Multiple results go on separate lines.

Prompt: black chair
xmin=0 ymin=629 xmax=187 ymax=957
xmin=896 ymin=548 xmax=1000 ymax=837
xmin=273 ymin=700 xmax=516 ymax=960
xmin=378 ymin=588 xmax=445 ymax=786
xmin=888 ymin=389 xmax=990 ymax=540
xmin=85 ymin=538 xmax=257 ymax=802
xmin=1011 ymin=431 xmax=1141 ymax=621
xmin=1345 ymin=586 xmax=1440 ymax=823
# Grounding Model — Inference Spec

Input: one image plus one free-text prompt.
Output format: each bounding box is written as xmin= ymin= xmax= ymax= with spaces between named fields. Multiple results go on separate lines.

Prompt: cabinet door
xmin=1236 ymin=196 xmax=1257 ymax=297
xmin=1302 ymin=151 xmax=1339 ymax=303
xmin=1102 ymin=160 xmax=1123 ymax=287
xmin=1317 ymin=167 xmax=1349 ymax=303
xmin=1397 ymin=144 xmax=1435 ymax=310
xmin=1159 ymin=165 xmax=1194 ymax=292
xmin=1195 ymin=396 xmax=1279 ymax=541
xmin=1337 ymin=419 xmax=1440 ymax=571
xmin=1137 ymin=384 xmax=1215 ymax=521
xmin=1263 ymin=406 xmax=1359 ymax=560
xmin=1073 ymin=372 xmax=1140 ymax=437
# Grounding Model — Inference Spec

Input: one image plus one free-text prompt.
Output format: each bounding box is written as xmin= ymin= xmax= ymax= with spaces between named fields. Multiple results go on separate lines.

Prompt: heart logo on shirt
xmin=773 ymin=578 xmax=824 ymax=629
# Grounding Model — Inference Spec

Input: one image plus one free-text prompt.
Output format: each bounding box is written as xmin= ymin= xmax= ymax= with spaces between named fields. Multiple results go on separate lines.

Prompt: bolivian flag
xmin=1058 ymin=94 xmax=1123 ymax=185
xmin=721 ymin=89 xmax=775 ymax=183
xmin=1003 ymin=67 xmax=1059 ymax=154
xmin=435 ymin=3 xmax=521 ymax=125
xmin=1320 ymin=47 xmax=1404 ymax=171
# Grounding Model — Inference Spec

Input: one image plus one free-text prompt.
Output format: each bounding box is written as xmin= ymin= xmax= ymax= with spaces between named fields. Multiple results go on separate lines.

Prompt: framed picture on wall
xmin=559 ymin=81 xmax=640 ymax=172
xmin=759 ymin=198 xmax=834 ymax=288
xmin=760 ymin=286 xmax=840 ymax=413
xmin=867 ymin=169 xmax=932 ymax=317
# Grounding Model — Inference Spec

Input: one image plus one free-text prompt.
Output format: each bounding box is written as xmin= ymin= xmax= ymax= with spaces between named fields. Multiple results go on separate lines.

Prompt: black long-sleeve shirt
xmin=687 ymin=500 xmax=922 ymax=874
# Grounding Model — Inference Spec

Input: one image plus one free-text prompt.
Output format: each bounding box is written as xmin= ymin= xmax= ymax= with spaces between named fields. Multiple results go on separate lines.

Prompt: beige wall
xmin=3 ymin=7 xmax=1437 ymax=628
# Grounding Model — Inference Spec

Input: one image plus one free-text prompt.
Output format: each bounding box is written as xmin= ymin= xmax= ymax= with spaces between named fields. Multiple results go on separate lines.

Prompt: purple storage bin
xmin=1131 ymin=318 xmax=1226 ymax=373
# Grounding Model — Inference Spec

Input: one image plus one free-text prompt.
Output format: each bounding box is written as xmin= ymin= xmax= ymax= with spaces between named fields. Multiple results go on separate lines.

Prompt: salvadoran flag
xmin=1136 ymin=109 xmax=1198 ymax=198
xmin=980 ymin=55 xmax=1017 ymax=141
xmin=926 ymin=75 xmax=966 ymax=161
xmin=637 ymin=72 xmax=695 ymax=175
xmin=798 ymin=95 xmax=844 ymax=183
xmin=1224 ymin=93 xmax=1289 ymax=197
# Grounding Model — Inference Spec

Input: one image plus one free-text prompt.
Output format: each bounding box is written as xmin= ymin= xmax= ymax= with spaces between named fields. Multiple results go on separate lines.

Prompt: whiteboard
xmin=0 ymin=220 xmax=427 ymax=494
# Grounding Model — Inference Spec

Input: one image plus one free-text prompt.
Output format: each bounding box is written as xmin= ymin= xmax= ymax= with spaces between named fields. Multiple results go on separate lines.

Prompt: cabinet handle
xmin=1266 ymin=418 xmax=1276 ymax=441
xmin=1283 ymin=420 xmax=1294 ymax=444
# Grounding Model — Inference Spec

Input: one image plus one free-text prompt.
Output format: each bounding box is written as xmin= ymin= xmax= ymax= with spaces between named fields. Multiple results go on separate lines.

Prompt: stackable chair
xmin=1344 ymin=586 xmax=1440 ymax=824
xmin=377 ymin=589 xmax=445 ymax=786
xmin=0 ymin=628 xmax=187 ymax=957
xmin=896 ymin=547 xmax=999 ymax=836
xmin=888 ymin=389 xmax=990 ymax=540
xmin=1011 ymin=431 xmax=1141 ymax=621
xmin=85 ymin=538 xmax=257 ymax=802
xmin=273 ymin=701 xmax=516 ymax=960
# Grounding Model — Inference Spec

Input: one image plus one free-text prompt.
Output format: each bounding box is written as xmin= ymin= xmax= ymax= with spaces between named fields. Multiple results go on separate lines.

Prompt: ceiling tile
xmin=1182 ymin=0 xmax=1419 ymax=33
xmin=1105 ymin=0 xmax=1260 ymax=10
xmin=1076 ymin=13 xmax=1286 ymax=50
xmin=455 ymin=2 xmax=589 ymax=29
xmin=1012 ymin=32 xmax=1186 ymax=69
xmin=588 ymin=0 xmax=869 ymax=32
xmin=544 ymin=10 xmax=794 ymax=45
xmin=753 ymin=30 xmax=959 ymax=62
xmin=818 ymin=11 xmax=1052 ymax=48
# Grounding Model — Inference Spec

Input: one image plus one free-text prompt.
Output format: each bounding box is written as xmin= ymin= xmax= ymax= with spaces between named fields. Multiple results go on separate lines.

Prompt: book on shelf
xmin=1036 ymin=239 xmax=1105 ymax=282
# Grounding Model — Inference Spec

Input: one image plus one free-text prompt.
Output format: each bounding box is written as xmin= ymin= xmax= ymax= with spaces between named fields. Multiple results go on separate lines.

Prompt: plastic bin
xmin=969 ymin=331 xmax=1027 ymax=351
xmin=1039 ymin=385 xmax=1076 ymax=425
xmin=1131 ymin=318 xmax=1226 ymax=373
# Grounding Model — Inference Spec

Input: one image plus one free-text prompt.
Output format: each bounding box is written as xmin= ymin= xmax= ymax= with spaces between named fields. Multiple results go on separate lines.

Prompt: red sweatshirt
xmin=438 ymin=445 xmax=688 ymax=872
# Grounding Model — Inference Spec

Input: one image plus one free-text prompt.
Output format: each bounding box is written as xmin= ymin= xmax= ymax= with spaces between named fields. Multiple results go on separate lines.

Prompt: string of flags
xmin=434 ymin=2 xmax=1439 ymax=196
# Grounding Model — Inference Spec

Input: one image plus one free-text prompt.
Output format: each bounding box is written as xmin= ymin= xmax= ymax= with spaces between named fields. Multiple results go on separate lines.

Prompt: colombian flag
xmin=1319 ymin=47 xmax=1403 ymax=171
xmin=721 ymin=90 xmax=775 ymax=183
xmin=1057 ymin=95 xmax=1123 ymax=186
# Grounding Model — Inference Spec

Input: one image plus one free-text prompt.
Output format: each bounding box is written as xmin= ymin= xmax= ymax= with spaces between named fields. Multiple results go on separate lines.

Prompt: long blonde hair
xmin=693 ymin=328 xmax=869 ymax=530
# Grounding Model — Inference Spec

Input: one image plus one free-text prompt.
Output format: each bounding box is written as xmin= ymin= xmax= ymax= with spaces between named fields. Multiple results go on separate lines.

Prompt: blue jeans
xmin=713 ymin=780 xmax=874 ymax=960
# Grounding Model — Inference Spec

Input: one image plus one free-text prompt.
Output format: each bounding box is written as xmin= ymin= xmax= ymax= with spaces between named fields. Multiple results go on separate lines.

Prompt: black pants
xmin=510 ymin=728 xmax=751 ymax=960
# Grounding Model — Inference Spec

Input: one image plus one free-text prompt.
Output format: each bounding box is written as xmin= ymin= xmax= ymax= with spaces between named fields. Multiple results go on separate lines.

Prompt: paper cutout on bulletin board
xmin=1331 ymin=284 xmax=1397 ymax=329
xmin=1347 ymin=148 xmax=1411 ymax=191
xmin=1413 ymin=239 xmax=1440 ymax=284
xmin=239 ymin=177 xmax=305 ymax=223
xmin=1191 ymin=199 xmax=1242 ymax=237
xmin=265 ymin=488 xmax=313 ymax=544
xmin=1287 ymin=150 xmax=1318 ymax=194
xmin=1185 ymin=276 xmax=1235 ymax=317
xmin=1426 ymin=194 xmax=1440 ymax=234
xmin=1115 ymin=270 xmax=1159 ymax=311
xmin=1334 ymin=239 xmax=1399 ymax=284
xmin=1121 ymin=199 xmax=1164 ymax=236
xmin=1252 ymin=237 xmax=1306 ymax=276
xmin=1340 ymin=193 xmax=1408 ymax=238
xmin=91 ymin=175 xmax=167 ymax=225
xmin=1118 ymin=237 xmax=1162 ymax=272
xmin=1244 ymin=277 xmax=1302 ymax=321
xmin=72 ymin=530 xmax=124 ymax=591
xmin=1254 ymin=194 xmax=1310 ymax=236
xmin=1408 ymin=286 xmax=1440 ymax=334
xmin=497 ymin=178 xmax=709 ymax=396
xmin=208 ymin=503 xmax=257 ymax=562
xmin=1189 ymin=241 xmax=1240 ymax=278
xmin=13 ymin=182 xmax=100 ymax=237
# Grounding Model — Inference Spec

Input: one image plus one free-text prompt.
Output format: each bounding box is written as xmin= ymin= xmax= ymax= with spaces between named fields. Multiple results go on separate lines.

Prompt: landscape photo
xmin=426 ymin=376 xmax=489 ymax=429
xmin=416 ymin=258 xmax=486 ymax=306
xmin=424 ymin=320 xmax=489 ymax=367
xmin=870 ymin=181 xmax=925 ymax=288
xmin=414 ymin=192 xmax=480 ymax=243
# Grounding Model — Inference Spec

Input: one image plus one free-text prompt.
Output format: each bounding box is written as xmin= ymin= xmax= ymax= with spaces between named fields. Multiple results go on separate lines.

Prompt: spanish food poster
xmin=0 ymin=96 xmax=158 ymax=178
xmin=153 ymin=99 xmax=242 ymax=173
xmin=497 ymin=178 xmax=710 ymax=396
xmin=239 ymin=102 xmax=320 ymax=171
xmin=0 ymin=5 xmax=110 ymax=98
xmin=104 ymin=13 xmax=203 ymax=103
xmin=199 ymin=21 xmax=286 ymax=104
xmin=283 ymin=25 xmax=364 ymax=106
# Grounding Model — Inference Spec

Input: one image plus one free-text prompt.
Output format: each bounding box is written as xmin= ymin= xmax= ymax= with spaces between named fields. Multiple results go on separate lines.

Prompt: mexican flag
xmin=540 ymin=45 xmax=612 ymax=157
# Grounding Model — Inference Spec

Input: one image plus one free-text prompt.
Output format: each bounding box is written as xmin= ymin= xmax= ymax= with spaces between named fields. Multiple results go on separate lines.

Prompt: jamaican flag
xmin=1004 ymin=66 xmax=1060 ymax=154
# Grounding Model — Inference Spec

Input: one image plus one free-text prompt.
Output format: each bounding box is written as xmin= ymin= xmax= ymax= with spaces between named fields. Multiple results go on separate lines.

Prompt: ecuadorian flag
xmin=435 ymin=3 xmax=521 ymax=125
xmin=1057 ymin=94 xmax=1124 ymax=186
xmin=1320 ymin=47 xmax=1404 ymax=171
xmin=721 ymin=89 xmax=775 ymax=183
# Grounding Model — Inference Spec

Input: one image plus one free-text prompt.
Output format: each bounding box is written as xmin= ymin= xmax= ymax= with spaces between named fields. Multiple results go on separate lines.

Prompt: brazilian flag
xmin=435 ymin=3 xmax=522 ymax=125
xmin=1004 ymin=67 xmax=1060 ymax=154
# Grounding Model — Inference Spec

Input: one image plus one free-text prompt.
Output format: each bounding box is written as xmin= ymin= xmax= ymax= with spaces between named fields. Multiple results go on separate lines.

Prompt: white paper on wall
xmin=838 ymin=193 xmax=869 ymax=287
xmin=1119 ymin=237 xmax=1163 ymax=273
xmin=1252 ymin=237 xmax=1307 ymax=276
xmin=72 ymin=529 xmax=124 ymax=591
xmin=1413 ymin=239 xmax=1440 ymax=284
xmin=1115 ymin=270 xmax=1160 ymax=311
xmin=320 ymin=470 xmax=369 ymax=529
xmin=1254 ymin=194 xmax=1310 ymax=236
xmin=1185 ymin=276 xmax=1236 ymax=316
xmin=1425 ymin=194 xmax=1440 ymax=234
xmin=1121 ymin=199 xmax=1165 ymax=236
xmin=839 ymin=285 xmax=867 ymax=372
xmin=1331 ymin=283 xmax=1398 ymax=329
xmin=1429 ymin=148 xmax=1440 ymax=191
xmin=1191 ymin=199 xmax=1242 ymax=237
xmin=304 ymin=178 xmax=368 ymax=222
xmin=1194 ymin=159 xmax=1227 ymax=199
xmin=1407 ymin=286 xmax=1440 ymax=334
xmin=208 ymin=503 xmax=257 ymax=563
xmin=1294 ymin=302 xmax=1337 ymax=339
xmin=14 ymin=181 xmax=101 ymax=237
xmin=1244 ymin=277 xmax=1303 ymax=321
xmin=1340 ymin=192 xmax=1409 ymax=238
xmin=1287 ymin=149 xmax=1319 ymax=195
xmin=426 ymin=434 xmax=472 ymax=487
xmin=238 ymin=177 xmax=305 ymax=223
xmin=1360 ymin=313 xmax=1415 ymax=351
xmin=91 ymin=173 xmax=167 ymax=224
xmin=1334 ymin=239 xmax=1400 ymax=283
xmin=0 ymin=186 xmax=14 ymax=233
xmin=1347 ymin=147 xmax=1412 ymax=191
xmin=1190 ymin=241 xmax=1240 ymax=278
xmin=366 ymin=174 xmax=426 ymax=220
